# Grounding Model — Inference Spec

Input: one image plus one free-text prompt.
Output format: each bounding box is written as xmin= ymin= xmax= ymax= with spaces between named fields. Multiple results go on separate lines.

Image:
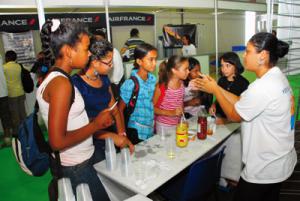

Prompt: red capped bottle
xmin=197 ymin=106 xmax=207 ymax=140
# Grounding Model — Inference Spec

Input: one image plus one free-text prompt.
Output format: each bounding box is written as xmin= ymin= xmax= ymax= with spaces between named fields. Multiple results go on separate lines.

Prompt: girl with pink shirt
xmin=153 ymin=55 xmax=189 ymax=134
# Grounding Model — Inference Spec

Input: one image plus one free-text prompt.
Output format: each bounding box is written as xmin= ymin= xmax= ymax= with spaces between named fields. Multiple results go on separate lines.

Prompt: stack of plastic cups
xmin=58 ymin=178 xmax=76 ymax=201
xmin=105 ymin=137 xmax=117 ymax=171
xmin=120 ymin=147 xmax=131 ymax=177
xmin=76 ymin=183 xmax=92 ymax=201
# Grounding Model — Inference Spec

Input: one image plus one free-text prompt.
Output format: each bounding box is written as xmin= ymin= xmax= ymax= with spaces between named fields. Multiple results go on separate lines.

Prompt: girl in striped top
xmin=153 ymin=55 xmax=189 ymax=134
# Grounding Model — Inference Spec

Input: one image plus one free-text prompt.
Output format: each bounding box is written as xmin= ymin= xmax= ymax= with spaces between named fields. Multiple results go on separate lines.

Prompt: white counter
xmin=94 ymin=122 xmax=240 ymax=201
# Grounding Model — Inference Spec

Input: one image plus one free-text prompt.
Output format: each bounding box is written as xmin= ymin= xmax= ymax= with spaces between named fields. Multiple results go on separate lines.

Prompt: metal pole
xmin=105 ymin=0 xmax=111 ymax=42
xmin=266 ymin=0 xmax=274 ymax=33
xmin=214 ymin=0 xmax=219 ymax=79
xmin=35 ymin=0 xmax=45 ymax=30
xmin=154 ymin=12 xmax=157 ymax=47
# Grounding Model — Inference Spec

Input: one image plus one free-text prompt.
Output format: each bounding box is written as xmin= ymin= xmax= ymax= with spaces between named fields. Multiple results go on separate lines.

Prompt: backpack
xmin=123 ymin=76 xmax=142 ymax=144
xmin=124 ymin=76 xmax=140 ymax=125
xmin=154 ymin=84 xmax=166 ymax=108
xmin=12 ymin=67 xmax=75 ymax=176
xmin=20 ymin=63 xmax=34 ymax=93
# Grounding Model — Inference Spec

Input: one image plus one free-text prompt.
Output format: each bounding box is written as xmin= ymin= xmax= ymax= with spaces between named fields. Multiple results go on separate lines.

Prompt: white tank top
xmin=36 ymin=71 xmax=94 ymax=166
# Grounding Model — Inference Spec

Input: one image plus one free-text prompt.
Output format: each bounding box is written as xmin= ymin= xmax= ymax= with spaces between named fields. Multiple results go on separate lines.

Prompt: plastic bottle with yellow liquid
xmin=176 ymin=118 xmax=189 ymax=148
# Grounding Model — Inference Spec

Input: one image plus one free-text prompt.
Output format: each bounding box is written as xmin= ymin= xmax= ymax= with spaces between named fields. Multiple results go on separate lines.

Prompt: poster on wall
xmin=162 ymin=24 xmax=197 ymax=48
xmin=2 ymin=31 xmax=35 ymax=65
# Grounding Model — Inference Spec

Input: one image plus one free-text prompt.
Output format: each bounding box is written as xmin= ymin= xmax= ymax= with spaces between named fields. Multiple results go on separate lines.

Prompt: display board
xmin=162 ymin=24 xmax=197 ymax=48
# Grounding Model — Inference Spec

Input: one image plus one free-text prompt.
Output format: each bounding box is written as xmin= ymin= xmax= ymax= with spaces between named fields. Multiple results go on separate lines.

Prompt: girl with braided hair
xmin=37 ymin=19 xmax=112 ymax=201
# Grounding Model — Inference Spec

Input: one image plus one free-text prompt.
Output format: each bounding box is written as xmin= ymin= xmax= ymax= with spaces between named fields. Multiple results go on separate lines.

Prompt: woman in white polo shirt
xmin=193 ymin=32 xmax=297 ymax=201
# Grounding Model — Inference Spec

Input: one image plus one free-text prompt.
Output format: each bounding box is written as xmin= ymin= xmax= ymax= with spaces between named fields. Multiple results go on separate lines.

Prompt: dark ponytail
xmin=40 ymin=19 xmax=89 ymax=68
xmin=249 ymin=32 xmax=289 ymax=66
xmin=40 ymin=20 xmax=53 ymax=68
xmin=133 ymin=43 xmax=157 ymax=70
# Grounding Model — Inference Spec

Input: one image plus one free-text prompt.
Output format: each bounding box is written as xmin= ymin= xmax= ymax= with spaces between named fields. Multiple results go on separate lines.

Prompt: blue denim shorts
xmin=61 ymin=153 xmax=110 ymax=201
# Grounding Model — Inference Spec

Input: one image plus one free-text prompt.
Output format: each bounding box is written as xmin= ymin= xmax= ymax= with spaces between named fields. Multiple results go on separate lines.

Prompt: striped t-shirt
xmin=124 ymin=37 xmax=145 ymax=60
xmin=156 ymin=83 xmax=185 ymax=125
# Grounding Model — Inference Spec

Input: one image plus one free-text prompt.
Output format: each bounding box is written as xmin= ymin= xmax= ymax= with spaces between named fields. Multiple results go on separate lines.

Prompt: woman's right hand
xmin=94 ymin=109 xmax=114 ymax=130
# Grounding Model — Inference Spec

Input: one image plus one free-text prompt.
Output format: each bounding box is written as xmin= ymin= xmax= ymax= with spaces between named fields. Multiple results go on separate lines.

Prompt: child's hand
xmin=190 ymin=98 xmax=201 ymax=106
xmin=94 ymin=109 xmax=114 ymax=130
xmin=209 ymin=104 xmax=216 ymax=116
xmin=112 ymin=135 xmax=135 ymax=154
xmin=174 ymin=106 xmax=183 ymax=116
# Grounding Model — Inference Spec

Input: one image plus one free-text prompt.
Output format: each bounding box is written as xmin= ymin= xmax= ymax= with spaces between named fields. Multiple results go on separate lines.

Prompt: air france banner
xmin=109 ymin=12 xmax=154 ymax=26
xmin=0 ymin=12 xmax=154 ymax=32
xmin=0 ymin=15 xmax=39 ymax=32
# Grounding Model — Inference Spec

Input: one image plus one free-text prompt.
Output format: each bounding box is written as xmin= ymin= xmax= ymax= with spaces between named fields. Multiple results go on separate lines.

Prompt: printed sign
xmin=2 ymin=31 xmax=36 ymax=65
xmin=162 ymin=24 xmax=197 ymax=48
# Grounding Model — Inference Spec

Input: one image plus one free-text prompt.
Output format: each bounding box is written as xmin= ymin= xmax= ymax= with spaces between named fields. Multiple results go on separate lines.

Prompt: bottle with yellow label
xmin=176 ymin=121 xmax=189 ymax=148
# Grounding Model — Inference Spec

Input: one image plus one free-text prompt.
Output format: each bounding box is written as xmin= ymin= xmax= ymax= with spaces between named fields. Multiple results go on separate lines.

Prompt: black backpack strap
xmin=51 ymin=67 xmax=75 ymax=105
xmin=127 ymin=76 xmax=140 ymax=115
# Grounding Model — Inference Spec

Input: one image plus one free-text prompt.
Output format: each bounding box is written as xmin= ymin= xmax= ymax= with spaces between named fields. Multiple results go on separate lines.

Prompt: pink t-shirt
xmin=156 ymin=83 xmax=184 ymax=125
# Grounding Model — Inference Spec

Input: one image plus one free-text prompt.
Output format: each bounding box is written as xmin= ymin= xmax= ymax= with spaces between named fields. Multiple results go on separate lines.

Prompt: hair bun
xmin=276 ymin=40 xmax=289 ymax=58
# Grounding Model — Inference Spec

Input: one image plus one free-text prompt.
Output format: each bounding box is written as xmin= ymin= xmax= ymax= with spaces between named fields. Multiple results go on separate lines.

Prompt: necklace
xmin=226 ymin=81 xmax=234 ymax=91
xmin=85 ymin=73 xmax=98 ymax=81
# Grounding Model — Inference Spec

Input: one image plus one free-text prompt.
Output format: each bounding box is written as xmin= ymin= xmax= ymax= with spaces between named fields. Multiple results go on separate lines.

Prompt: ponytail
xmin=158 ymin=60 xmax=168 ymax=87
xmin=40 ymin=20 xmax=53 ymax=68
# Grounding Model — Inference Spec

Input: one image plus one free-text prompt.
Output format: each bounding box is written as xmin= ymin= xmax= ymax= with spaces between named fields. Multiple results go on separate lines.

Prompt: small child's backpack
xmin=12 ymin=67 xmax=74 ymax=176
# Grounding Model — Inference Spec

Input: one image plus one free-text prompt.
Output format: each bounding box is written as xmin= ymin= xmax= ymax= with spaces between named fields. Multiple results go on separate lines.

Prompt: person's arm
xmin=46 ymin=77 xmax=113 ymax=151
xmin=153 ymin=84 xmax=183 ymax=116
xmin=108 ymin=86 xmax=125 ymax=135
xmin=118 ymin=98 xmax=126 ymax=128
xmin=120 ymin=47 xmax=127 ymax=55
xmin=192 ymin=76 xmax=242 ymax=122
xmin=95 ymin=131 xmax=134 ymax=154
xmin=120 ymin=42 xmax=129 ymax=55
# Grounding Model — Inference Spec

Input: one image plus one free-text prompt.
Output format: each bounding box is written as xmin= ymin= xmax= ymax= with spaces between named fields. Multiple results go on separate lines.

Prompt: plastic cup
xmin=134 ymin=161 xmax=146 ymax=183
xmin=58 ymin=178 xmax=76 ymax=201
xmin=105 ymin=138 xmax=117 ymax=171
xmin=159 ymin=127 xmax=166 ymax=141
xmin=76 ymin=183 xmax=92 ymax=201
xmin=207 ymin=116 xmax=216 ymax=135
xmin=166 ymin=136 xmax=176 ymax=159
xmin=120 ymin=147 xmax=131 ymax=177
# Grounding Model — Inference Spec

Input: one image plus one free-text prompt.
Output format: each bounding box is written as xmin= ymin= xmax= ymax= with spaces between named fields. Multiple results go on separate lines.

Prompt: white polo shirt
xmin=182 ymin=44 xmax=196 ymax=57
xmin=235 ymin=66 xmax=297 ymax=184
